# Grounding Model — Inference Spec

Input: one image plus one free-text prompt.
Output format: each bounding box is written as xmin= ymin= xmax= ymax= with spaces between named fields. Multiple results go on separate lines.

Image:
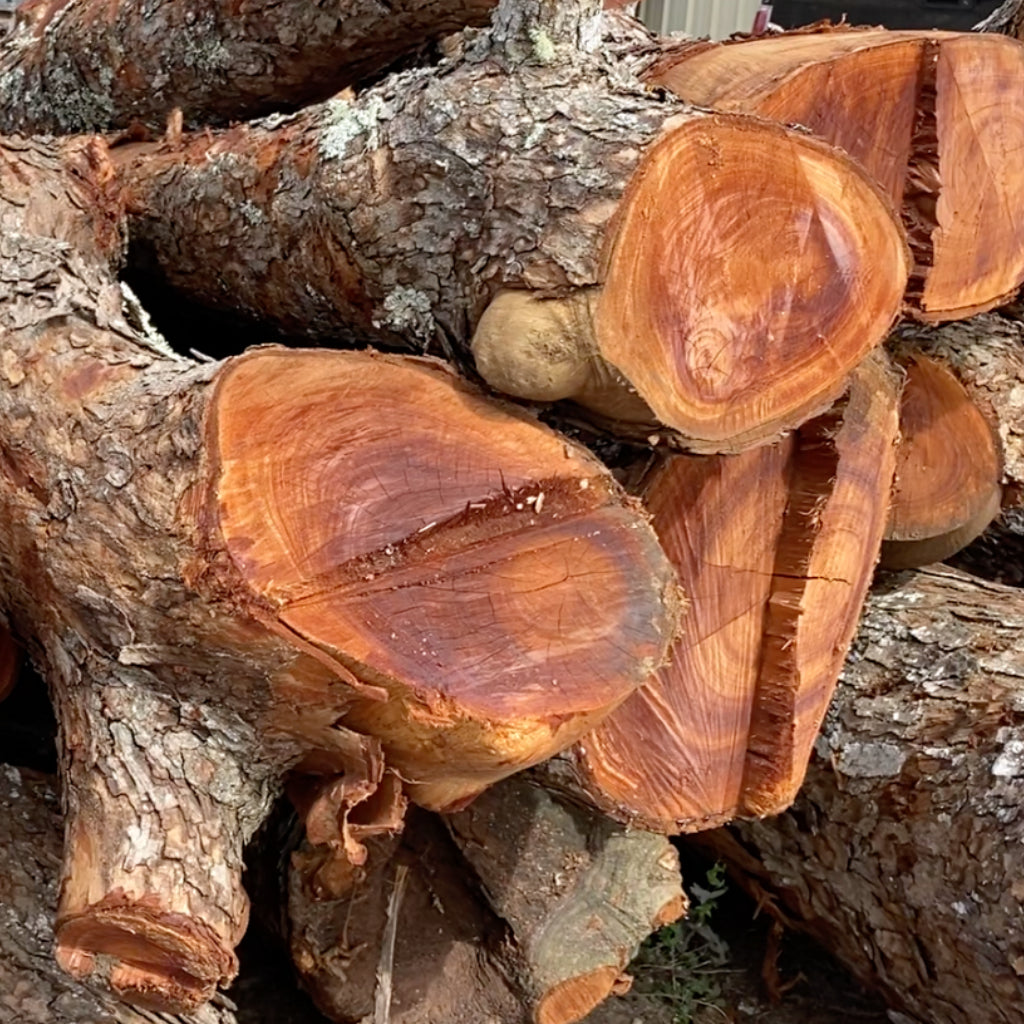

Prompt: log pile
xmin=0 ymin=1 xmax=1023 ymax=1022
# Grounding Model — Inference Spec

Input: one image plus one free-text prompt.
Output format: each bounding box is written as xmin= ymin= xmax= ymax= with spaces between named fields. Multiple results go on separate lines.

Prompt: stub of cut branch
xmin=648 ymin=27 xmax=1024 ymax=323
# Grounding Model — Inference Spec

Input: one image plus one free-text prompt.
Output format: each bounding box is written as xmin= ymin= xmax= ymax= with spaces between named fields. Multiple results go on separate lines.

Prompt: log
xmin=550 ymin=353 xmax=900 ymax=830
xmin=648 ymin=28 xmax=1024 ymax=322
xmin=892 ymin=313 xmax=1024 ymax=504
xmin=115 ymin=13 xmax=909 ymax=452
xmin=697 ymin=565 xmax=1024 ymax=1024
xmin=881 ymin=352 xmax=1002 ymax=569
xmin=289 ymin=775 xmax=685 ymax=1024
xmin=0 ymin=763 xmax=236 ymax=1024
xmin=0 ymin=0 xmax=496 ymax=133
xmin=0 ymin=134 xmax=678 ymax=1012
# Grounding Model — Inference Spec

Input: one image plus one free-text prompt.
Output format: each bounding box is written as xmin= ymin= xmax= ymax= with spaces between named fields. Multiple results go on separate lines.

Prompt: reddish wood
xmin=649 ymin=28 xmax=1024 ymax=322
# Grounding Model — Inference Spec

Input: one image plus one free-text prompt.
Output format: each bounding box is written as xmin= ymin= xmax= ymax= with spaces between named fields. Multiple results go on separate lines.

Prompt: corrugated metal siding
xmin=639 ymin=0 xmax=763 ymax=38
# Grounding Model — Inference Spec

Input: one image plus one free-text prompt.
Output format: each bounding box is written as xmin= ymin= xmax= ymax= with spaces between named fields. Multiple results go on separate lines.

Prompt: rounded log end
xmin=208 ymin=348 xmax=681 ymax=803
xmin=55 ymin=904 xmax=238 ymax=1013
xmin=596 ymin=113 xmax=908 ymax=451
xmin=885 ymin=353 xmax=1003 ymax=564
xmin=534 ymin=966 xmax=623 ymax=1024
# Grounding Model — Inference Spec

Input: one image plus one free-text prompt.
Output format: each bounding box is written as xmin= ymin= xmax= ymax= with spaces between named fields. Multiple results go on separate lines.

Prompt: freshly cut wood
xmin=447 ymin=775 xmax=685 ymax=1024
xmin=290 ymin=776 xmax=685 ymax=1024
xmin=555 ymin=443 xmax=793 ymax=832
xmin=0 ymin=623 xmax=17 ymax=702
xmin=697 ymin=565 xmax=1024 ymax=1024
xmin=0 ymin=135 xmax=678 ymax=1013
xmin=894 ymin=313 xmax=1024 ymax=505
xmin=649 ymin=28 xmax=1024 ymax=322
xmin=0 ymin=0 xmax=495 ymax=133
xmin=0 ymin=764 xmax=236 ymax=1024
xmin=881 ymin=353 xmax=1002 ymax=569
xmin=554 ymin=354 xmax=900 ymax=828
xmin=116 ymin=23 xmax=908 ymax=452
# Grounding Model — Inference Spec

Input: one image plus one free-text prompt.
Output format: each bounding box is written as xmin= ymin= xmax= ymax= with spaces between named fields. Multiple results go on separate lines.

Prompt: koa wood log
xmin=881 ymin=352 xmax=1002 ymax=569
xmin=0 ymin=0 xmax=497 ymax=133
xmin=549 ymin=354 xmax=900 ymax=830
xmin=0 ymin=134 xmax=678 ymax=1013
xmin=289 ymin=775 xmax=684 ymax=1024
xmin=116 ymin=14 xmax=908 ymax=452
xmin=698 ymin=566 xmax=1024 ymax=1024
xmin=649 ymin=28 xmax=1024 ymax=322
xmin=0 ymin=764 xmax=237 ymax=1024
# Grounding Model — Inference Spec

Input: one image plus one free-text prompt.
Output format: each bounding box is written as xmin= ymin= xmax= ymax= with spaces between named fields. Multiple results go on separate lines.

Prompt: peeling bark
xmin=699 ymin=566 xmax=1024 ymax=1024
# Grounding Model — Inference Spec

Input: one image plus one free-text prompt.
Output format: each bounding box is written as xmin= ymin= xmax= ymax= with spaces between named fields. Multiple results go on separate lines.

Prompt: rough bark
xmin=698 ymin=565 xmax=1024 ymax=1024
xmin=977 ymin=0 xmax=1024 ymax=36
xmin=648 ymin=27 xmax=1024 ymax=323
xmin=116 ymin=22 xmax=908 ymax=452
xmin=290 ymin=776 xmax=684 ymax=1024
xmin=552 ymin=353 xmax=901 ymax=829
xmin=881 ymin=352 xmax=1002 ymax=569
xmin=0 ymin=764 xmax=237 ymax=1024
xmin=0 ymin=135 xmax=678 ymax=1012
xmin=0 ymin=0 xmax=496 ymax=133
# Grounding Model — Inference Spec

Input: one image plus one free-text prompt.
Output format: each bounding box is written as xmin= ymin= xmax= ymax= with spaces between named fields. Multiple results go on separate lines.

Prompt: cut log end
xmin=881 ymin=352 xmax=1002 ymax=568
xmin=206 ymin=347 xmax=680 ymax=810
xmin=55 ymin=908 xmax=236 ymax=1013
xmin=650 ymin=30 xmax=1024 ymax=324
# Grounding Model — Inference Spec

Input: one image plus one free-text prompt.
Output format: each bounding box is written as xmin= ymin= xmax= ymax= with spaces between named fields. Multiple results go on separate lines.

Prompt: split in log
xmin=0 ymin=763 xmax=237 ymax=1024
xmin=648 ymin=28 xmax=1024 ymax=322
xmin=553 ymin=353 xmax=900 ymax=830
xmin=881 ymin=353 xmax=1002 ymax=569
xmin=115 ymin=25 xmax=909 ymax=452
xmin=0 ymin=135 xmax=678 ymax=1012
xmin=0 ymin=0 xmax=496 ymax=133
xmin=696 ymin=565 xmax=1024 ymax=1024
xmin=289 ymin=775 xmax=685 ymax=1024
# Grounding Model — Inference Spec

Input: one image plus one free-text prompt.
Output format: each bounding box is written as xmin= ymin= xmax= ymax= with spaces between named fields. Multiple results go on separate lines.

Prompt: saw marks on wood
xmin=596 ymin=115 xmax=907 ymax=452
xmin=574 ymin=355 xmax=900 ymax=828
xmin=650 ymin=29 xmax=1024 ymax=323
xmin=208 ymin=348 xmax=680 ymax=811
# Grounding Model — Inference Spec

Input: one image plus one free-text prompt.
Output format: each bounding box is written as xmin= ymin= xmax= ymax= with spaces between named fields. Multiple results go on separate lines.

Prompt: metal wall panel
xmin=639 ymin=0 xmax=763 ymax=38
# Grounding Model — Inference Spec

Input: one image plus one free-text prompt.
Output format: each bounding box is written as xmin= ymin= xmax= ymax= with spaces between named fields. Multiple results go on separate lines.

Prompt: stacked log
xmin=0 ymin=1 xmax=1022 ymax=1023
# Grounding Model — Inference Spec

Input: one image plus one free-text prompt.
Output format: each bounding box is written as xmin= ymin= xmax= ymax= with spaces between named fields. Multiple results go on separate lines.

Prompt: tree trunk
xmin=0 ymin=0 xmax=496 ymax=133
xmin=0 ymin=763 xmax=237 ymax=1024
xmin=289 ymin=775 xmax=684 ymax=1024
xmin=697 ymin=565 xmax=1024 ymax=1024
xmin=0 ymin=134 xmax=678 ymax=1013
xmin=648 ymin=27 xmax=1024 ymax=323
xmin=115 ymin=20 xmax=908 ymax=452
xmin=550 ymin=353 xmax=901 ymax=830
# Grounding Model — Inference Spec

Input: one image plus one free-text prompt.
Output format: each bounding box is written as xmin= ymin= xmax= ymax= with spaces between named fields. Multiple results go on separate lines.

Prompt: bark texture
xmin=0 ymin=135 xmax=678 ymax=1011
xmin=0 ymin=0 xmax=496 ymax=133
xmin=0 ymin=764 xmax=236 ymax=1024
xmin=116 ymin=24 xmax=907 ymax=452
xmin=699 ymin=566 xmax=1024 ymax=1024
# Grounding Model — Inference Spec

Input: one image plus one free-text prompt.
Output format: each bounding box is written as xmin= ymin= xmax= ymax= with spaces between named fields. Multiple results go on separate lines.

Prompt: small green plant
xmin=631 ymin=861 xmax=732 ymax=1023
